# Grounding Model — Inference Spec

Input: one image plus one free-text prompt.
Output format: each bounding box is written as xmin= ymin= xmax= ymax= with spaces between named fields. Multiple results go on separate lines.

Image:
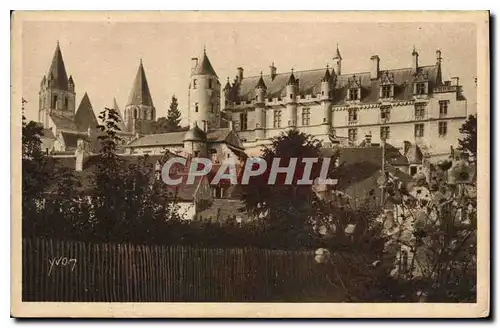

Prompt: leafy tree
xmin=239 ymin=130 xmax=336 ymax=245
xmin=21 ymin=98 xmax=54 ymax=233
xmin=457 ymin=114 xmax=477 ymax=163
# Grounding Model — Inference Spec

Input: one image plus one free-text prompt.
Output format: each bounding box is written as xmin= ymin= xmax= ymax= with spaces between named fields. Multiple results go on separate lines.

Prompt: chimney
xmin=370 ymin=55 xmax=380 ymax=80
xmin=436 ymin=49 xmax=442 ymax=64
xmin=270 ymin=62 xmax=277 ymax=80
xmin=191 ymin=57 xmax=198 ymax=69
xmin=412 ymin=48 xmax=419 ymax=74
xmin=236 ymin=67 xmax=244 ymax=83
xmin=364 ymin=132 xmax=372 ymax=147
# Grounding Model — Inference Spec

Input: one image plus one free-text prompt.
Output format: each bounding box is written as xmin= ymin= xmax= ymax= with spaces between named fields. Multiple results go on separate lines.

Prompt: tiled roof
xmin=50 ymin=113 xmax=77 ymax=131
xmin=126 ymin=131 xmax=186 ymax=147
xmin=191 ymin=50 xmax=217 ymax=77
xmin=75 ymin=92 xmax=98 ymax=132
xmin=46 ymin=42 xmax=69 ymax=90
xmin=228 ymin=64 xmax=440 ymax=104
xmin=127 ymin=60 xmax=154 ymax=107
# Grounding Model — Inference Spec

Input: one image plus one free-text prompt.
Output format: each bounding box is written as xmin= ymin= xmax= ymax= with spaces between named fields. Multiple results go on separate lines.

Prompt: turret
xmin=285 ymin=70 xmax=298 ymax=128
xmin=321 ymin=66 xmax=333 ymax=132
xmin=333 ymin=44 xmax=342 ymax=76
xmin=68 ymin=75 xmax=75 ymax=92
xmin=183 ymin=122 xmax=208 ymax=157
xmin=254 ymin=72 xmax=267 ymax=139
xmin=189 ymin=48 xmax=220 ymax=131
xmin=221 ymin=77 xmax=231 ymax=110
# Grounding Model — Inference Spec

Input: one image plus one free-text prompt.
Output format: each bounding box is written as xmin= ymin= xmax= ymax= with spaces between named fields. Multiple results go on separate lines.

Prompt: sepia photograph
xmin=10 ymin=11 xmax=490 ymax=318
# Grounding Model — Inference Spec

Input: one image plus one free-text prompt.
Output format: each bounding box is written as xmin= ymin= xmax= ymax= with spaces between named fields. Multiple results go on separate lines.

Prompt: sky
xmin=21 ymin=21 xmax=477 ymax=124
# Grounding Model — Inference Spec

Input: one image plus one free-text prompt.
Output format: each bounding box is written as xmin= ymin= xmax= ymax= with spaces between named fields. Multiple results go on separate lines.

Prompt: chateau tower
xmin=39 ymin=42 xmax=76 ymax=128
xmin=320 ymin=66 xmax=334 ymax=134
xmin=188 ymin=48 xmax=221 ymax=132
xmin=333 ymin=44 xmax=342 ymax=76
xmin=254 ymin=72 xmax=267 ymax=140
xmin=285 ymin=70 xmax=298 ymax=128
xmin=124 ymin=59 xmax=155 ymax=134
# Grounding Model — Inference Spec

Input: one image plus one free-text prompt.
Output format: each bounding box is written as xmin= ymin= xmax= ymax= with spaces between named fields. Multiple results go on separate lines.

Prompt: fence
xmin=22 ymin=238 xmax=343 ymax=302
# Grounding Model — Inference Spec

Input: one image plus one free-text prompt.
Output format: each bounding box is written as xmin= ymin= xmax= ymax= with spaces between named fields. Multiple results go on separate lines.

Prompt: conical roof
xmin=223 ymin=78 xmax=232 ymax=90
xmin=112 ymin=97 xmax=127 ymax=132
xmin=184 ymin=123 xmax=207 ymax=142
xmin=287 ymin=71 xmax=297 ymax=85
xmin=322 ymin=67 xmax=332 ymax=82
xmin=255 ymin=73 xmax=267 ymax=89
xmin=191 ymin=49 xmax=217 ymax=77
xmin=127 ymin=60 xmax=154 ymax=107
xmin=75 ymin=92 xmax=98 ymax=132
xmin=47 ymin=42 xmax=69 ymax=90
xmin=334 ymin=44 xmax=342 ymax=60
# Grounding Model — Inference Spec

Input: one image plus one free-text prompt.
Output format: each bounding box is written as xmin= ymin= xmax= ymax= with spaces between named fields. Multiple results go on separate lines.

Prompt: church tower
xmin=38 ymin=41 xmax=76 ymax=128
xmin=188 ymin=48 xmax=221 ymax=132
xmin=124 ymin=59 xmax=155 ymax=134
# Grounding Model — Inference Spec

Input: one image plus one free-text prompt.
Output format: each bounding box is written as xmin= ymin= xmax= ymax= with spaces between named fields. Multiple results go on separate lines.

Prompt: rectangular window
xmin=380 ymin=107 xmax=391 ymax=120
xmin=438 ymin=121 xmax=448 ymax=136
xmin=349 ymin=88 xmax=359 ymax=101
xmin=439 ymin=100 xmax=448 ymax=117
xmin=348 ymin=128 xmax=358 ymax=142
xmin=348 ymin=108 xmax=358 ymax=123
xmin=64 ymin=97 xmax=68 ymax=111
xmin=273 ymin=110 xmax=282 ymax=128
xmin=52 ymin=95 xmax=58 ymax=109
xmin=416 ymin=83 xmax=426 ymax=95
xmin=195 ymin=103 xmax=199 ymax=113
xmin=380 ymin=126 xmax=390 ymax=140
xmin=301 ymin=108 xmax=311 ymax=126
xmin=240 ymin=112 xmax=248 ymax=130
xmin=208 ymin=79 xmax=212 ymax=89
xmin=211 ymin=104 xmax=214 ymax=113
xmin=414 ymin=123 xmax=424 ymax=138
xmin=381 ymin=85 xmax=392 ymax=98
xmin=414 ymin=103 xmax=426 ymax=119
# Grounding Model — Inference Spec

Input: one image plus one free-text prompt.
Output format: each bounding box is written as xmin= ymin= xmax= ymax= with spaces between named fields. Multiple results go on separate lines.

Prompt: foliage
xmin=152 ymin=96 xmax=186 ymax=133
xmin=457 ymin=114 xmax=477 ymax=163
xmin=239 ymin=130 xmax=337 ymax=245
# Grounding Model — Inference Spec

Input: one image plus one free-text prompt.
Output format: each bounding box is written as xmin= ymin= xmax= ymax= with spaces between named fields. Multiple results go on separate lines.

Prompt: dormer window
xmin=346 ymin=75 xmax=362 ymax=101
xmin=349 ymin=88 xmax=359 ymax=101
xmin=381 ymin=85 xmax=392 ymax=98
xmin=379 ymin=71 xmax=395 ymax=99
xmin=415 ymin=83 xmax=426 ymax=95
xmin=413 ymin=70 xmax=429 ymax=96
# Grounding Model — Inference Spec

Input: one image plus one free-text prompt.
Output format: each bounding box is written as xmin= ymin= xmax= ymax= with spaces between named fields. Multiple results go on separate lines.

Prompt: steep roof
xmin=49 ymin=113 xmax=78 ymax=131
xmin=184 ymin=124 xmax=207 ymax=142
xmin=112 ymin=97 xmax=127 ymax=132
xmin=127 ymin=60 xmax=154 ymax=107
xmin=191 ymin=50 xmax=217 ymax=77
xmin=46 ymin=42 xmax=70 ymax=90
xmin=227 ymin=64 xmax=440 ymax=104
xmin=74 ymin=92 xmax=98 ymax=132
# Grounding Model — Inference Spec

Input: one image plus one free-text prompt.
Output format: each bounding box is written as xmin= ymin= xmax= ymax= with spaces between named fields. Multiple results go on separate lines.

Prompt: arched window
xmin=134 ymin=108 xmax=138 ymax=119
xmin=195 ymin=103 xmax=199 ymax=113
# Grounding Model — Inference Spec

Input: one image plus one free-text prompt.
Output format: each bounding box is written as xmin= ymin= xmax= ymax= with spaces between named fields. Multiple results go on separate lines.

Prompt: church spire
xmin=47 ymin=41 xmax=70 ymax=90
xmin=127 ymin=59 xmax=154 ymax=107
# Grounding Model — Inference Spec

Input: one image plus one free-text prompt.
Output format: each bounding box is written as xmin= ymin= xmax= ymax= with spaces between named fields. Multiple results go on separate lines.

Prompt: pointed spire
xmin=223 ymin=77 xmax=232 ymax=90
xmin=322 ymin=65 xmax=332 ymax=82
xmin=334 ymin=43 xmax=342 ymax=60
xmin=256 ymin=71 xmax=267 ymax=90
xmin=127 ymin=60 xmax=154 ymax=107
xmin=287 ymin=69 xmax=297 ymax=86
xmin=75 ymin=92 xmax=98 ymax=132
xmin=191 ymin=48 xmax=217 ymax=77
xmin=112 ymin=97 xmax=127 ymax=132
xmin=47 ymin=41 xmax=69 ymax=90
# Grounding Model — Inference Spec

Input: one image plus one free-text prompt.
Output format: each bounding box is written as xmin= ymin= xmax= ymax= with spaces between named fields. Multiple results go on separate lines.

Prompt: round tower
xmin=183 ymin=123 xmax=208 ymax=158
xmin=254 ymin=72 xmax=267 ymax=140
xmin=321 ymin=66 xmax=334 ymax=134
xmin=189 ymin=48 xmax=220 ymax=132
xmin=285 ymin=70 xmax=298 ymax=128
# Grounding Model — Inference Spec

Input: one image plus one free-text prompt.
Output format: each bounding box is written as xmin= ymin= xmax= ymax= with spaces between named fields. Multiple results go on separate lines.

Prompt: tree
xmin=239 ymin=130 xmax=336 ymax=245
xmin=152 ymin=96 xmax=183 ymax=134
xmin=22 ymin=98 xmax=54 ymax=231
xmin=457 ymin=114 xmax=477 ymax=163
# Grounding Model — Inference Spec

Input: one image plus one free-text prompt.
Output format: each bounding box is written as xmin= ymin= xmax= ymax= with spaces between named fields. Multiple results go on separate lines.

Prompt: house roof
xmin=45 ymin=42 xmax=69 ymax=90
xmin=50 ymin=113 xmax=78 ymax=131
xmin=60 ymin=132 xmax=89 ymax=150
xmin=227 ymin=64 xmax=441 ymax=104
xmin=183 ymin=124 xmax=207 ymax=142
xmin=74 ymin=92 xmax=98 ymax=132
xmin=191 ymin=50 xmax=217 ymax=77
xmin=127 ymin=60 xmax=154 ymax=107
